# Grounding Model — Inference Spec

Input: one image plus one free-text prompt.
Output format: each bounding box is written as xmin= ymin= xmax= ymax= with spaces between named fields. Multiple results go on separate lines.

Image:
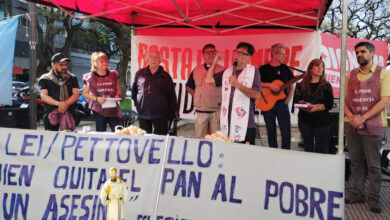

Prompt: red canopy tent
xmin=28 ymin=0 xmax=353 ymax=156
xmin=28 ymin=0 xmax=332 ymax=35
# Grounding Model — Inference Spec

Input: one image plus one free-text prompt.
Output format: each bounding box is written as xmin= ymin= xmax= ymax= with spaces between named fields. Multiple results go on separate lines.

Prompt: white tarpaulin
xmin=0 ymin=17 xmax=18 ymax=106
xmin=0 ymin=127 xmax=344 ymax=219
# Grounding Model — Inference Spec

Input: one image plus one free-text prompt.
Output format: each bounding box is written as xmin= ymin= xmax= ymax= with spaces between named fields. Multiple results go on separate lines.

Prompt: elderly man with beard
xmin=39 ymin=53 xmax=80 ymax=131
xmin=344 ymin=42 xmax=390 ymax=213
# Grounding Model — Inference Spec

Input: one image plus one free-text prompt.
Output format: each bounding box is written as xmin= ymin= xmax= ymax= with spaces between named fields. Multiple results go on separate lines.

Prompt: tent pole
xmin=221 ymin=11 xmax=314 ymax=33
xmin=193 ymin=0 xmax=218 ymax=32
xmin=171 ymin=0 xmax=188 ymax=21
xmin=227 ymin=0 xmax=317 ymax=21
xmin=29 ymin=3 xmax=37 ymax=129
xmin=190 ymin=0 xmax=267 ymax=22
xmin=152 ymin=135 xmax=171 ymax=220
xmin=315 ymin=0 xmax=322 ymax=31
xmin=337 ymin=0 xmax=348 ymax=155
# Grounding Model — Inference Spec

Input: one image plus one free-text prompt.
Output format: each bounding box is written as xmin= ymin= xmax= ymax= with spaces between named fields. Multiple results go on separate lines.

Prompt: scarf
xmin=40 ymin=69 xmax=72 ymax=101
xmin=220 ymin=64 xmax=256 ymax=142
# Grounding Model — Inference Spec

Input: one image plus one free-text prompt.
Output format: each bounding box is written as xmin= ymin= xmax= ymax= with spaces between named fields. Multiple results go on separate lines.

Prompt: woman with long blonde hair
xmin=293 ymin=58 xmax=334 ymax=153
xmin=82 ymin=52 xmax=121 ymax=132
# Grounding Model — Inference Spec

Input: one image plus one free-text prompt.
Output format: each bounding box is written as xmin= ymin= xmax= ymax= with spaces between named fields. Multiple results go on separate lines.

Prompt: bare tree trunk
xmin=36 ymin=13 xmax=54 ymax=76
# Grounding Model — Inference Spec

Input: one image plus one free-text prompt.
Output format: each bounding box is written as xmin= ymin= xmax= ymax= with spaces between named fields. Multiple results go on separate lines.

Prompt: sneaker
xmin=345 ymin=195 xmax=365 ymax=204
xmin=368 ymin=201 xmax=382 ymax=213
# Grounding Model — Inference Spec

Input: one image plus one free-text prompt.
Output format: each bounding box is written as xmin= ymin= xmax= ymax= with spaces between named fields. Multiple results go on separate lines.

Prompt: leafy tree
xmin=71 ymin=19 xmax=131 ymax=98
xmin=35 ymin=5 xmax=131 ymax=98
xmin=92 ymin=19 xmax=131 ymax=99
xmin=35 ymin=6 xmax=83 ymax=76
xmin=71 ymin=22 xmax=118 ymax=58
xmin=321 ymin=0 xmax=390 ymax=41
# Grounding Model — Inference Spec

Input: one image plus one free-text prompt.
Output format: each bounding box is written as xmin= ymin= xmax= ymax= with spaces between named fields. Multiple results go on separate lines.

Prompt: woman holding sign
xmin=83 ymin=52 xmax=122 ymax=132
xmin=293 ymin=59 xmax=334 ymax=153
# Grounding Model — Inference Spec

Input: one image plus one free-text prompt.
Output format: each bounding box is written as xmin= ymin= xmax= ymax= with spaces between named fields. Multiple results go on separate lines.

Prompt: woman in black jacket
xmin=293 ymin=59 xmax=334 ymax=153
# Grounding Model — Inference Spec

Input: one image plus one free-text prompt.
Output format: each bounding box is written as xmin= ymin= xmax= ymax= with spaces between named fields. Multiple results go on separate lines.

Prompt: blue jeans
xmin=299 ymin=121 xmax=330 ymax=153
xmin=262 ymin=101 xmax=291 ymax=149
xmin=93 ymin=111 xmax=120 ymax=132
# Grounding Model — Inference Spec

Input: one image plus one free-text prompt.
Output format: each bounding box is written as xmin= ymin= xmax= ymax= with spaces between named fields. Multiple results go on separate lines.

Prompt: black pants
xmin=93 ymin=111 xmax=120 ymax=132
xmin=139 ymin=117 xmax=169 ymax=135
xmin=237 ymin=127 xmax=256 ymax=145
xmin=299 ymin=121 xmax=330 ymax=153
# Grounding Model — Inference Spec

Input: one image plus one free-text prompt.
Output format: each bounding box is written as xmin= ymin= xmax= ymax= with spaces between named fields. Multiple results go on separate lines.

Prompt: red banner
xmin=131 ymin=32 xmax=321 ymax=120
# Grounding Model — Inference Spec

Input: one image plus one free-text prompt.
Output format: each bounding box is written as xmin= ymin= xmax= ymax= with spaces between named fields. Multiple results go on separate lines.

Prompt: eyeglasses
xmin=233 ymin=50 xmax=250 ymax=56
xmin=203 ymin=50 xmax=216 ymax=55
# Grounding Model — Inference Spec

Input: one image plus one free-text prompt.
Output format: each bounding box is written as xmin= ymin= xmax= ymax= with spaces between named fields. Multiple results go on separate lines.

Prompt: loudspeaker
xmin=0 ymin=107 xmax=30 ymax=129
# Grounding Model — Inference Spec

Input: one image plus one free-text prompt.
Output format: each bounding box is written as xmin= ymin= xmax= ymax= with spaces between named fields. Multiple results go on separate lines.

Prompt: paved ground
xmin=37 ymin=118 xmax=390 ymax=219
xmin=345 ymin=181 xmax=390 ymax=220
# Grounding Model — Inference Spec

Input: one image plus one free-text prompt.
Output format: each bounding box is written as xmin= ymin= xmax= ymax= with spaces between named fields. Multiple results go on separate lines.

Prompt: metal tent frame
xmin=27 ymin=0 xmax=348 ymax=154
xmin=29 ymin=0 xmax=332 ymax=33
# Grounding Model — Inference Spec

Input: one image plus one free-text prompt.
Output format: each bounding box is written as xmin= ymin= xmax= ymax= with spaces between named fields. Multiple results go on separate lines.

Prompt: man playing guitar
xmin=259 ymin=43 xmax=294 ymax=150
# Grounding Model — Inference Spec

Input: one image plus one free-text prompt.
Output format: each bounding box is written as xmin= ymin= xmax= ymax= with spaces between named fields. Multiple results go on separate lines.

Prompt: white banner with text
xmin=0 ymin=128 xmax=344 ymax=219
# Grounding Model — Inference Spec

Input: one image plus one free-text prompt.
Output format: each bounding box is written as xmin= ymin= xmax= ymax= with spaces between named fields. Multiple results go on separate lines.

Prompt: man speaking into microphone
xmin=205 ymin=42 xmax=262 ymax=145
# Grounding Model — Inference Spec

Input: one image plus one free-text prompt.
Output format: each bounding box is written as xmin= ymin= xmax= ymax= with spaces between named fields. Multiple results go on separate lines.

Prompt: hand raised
xmin=214 ymin=53 xmax=225 ymax=62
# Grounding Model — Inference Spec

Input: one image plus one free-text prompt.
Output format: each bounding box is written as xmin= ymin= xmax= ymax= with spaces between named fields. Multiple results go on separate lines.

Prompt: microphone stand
xmin=288 ymin=65 xmax=305 ymax=74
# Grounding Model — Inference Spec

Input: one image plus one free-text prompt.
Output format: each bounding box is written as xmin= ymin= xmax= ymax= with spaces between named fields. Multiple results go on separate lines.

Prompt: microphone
xmin=233 ymin=61 xmax=238 ymax=75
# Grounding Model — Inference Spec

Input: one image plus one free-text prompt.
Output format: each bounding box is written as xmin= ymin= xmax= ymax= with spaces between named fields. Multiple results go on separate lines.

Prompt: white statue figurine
xmin=99 ymin=167 xmax=128 ymax=220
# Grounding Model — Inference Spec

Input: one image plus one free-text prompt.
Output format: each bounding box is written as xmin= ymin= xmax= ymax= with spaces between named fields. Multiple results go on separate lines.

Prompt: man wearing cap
xmin=39 ymin=53 xmax=80 ymax=131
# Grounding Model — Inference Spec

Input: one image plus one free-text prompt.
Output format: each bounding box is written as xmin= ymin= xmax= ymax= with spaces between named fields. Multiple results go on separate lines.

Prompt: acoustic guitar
xmin=256 ymin=74 xmax=304 ymax=111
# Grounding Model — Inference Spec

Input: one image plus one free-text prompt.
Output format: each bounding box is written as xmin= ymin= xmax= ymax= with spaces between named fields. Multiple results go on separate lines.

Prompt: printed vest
xmin=83 ymin=70 xmax=121 ymax=118
xmin=193 ymin=64 xmax=225 ymax=111
xmin=346 ymin=66 xmax=383 ymax=136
